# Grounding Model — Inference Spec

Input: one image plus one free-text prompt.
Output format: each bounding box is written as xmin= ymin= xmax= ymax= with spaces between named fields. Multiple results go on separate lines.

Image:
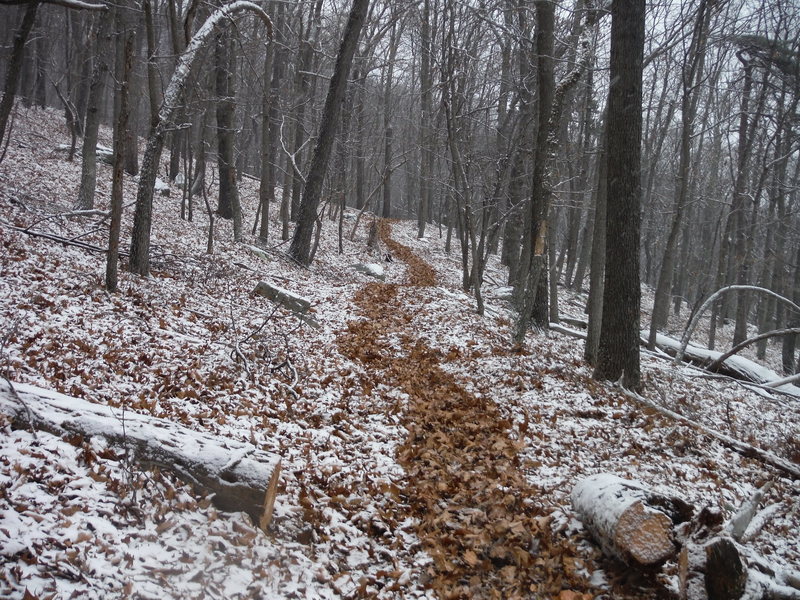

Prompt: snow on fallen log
xmin=651 ymin=332 xmax=800 ymax=397
xmin=570 ymin=474 xmax=693 ymax=567
xmin=253 ymin=280 xmax=311 ymax=315
xmin=0 ymin=380 xmax=281 ymax=530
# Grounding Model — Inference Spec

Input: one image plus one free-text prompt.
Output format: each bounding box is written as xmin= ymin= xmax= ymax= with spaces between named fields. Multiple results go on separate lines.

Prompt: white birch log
xmin=0 ymin=380 xmax=281 ymax=530
xmin=571 ymin=474 xmax=691 ymax=567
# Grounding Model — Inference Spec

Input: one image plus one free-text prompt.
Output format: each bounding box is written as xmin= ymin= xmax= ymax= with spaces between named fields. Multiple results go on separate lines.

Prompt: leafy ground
xmin=1 ymin=107 xmax=799 ymax=599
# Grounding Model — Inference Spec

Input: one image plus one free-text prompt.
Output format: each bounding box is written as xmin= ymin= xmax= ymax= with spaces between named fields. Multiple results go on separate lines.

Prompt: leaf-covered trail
xmin=337 ymin=222 xmax=593 ymax=599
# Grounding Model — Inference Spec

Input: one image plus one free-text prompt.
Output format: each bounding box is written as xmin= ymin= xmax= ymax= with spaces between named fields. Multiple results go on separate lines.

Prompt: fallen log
xmin=570 ymin=474 xmax=693 ymax=567
xmin=620 ymin=386 xmax=800 ymax=480
xmin=0 ymin=379 xmax=281 ymax=530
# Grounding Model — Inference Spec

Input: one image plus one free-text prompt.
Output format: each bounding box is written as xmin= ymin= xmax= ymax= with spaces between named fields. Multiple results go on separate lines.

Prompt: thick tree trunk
xmin=0 ymin=380 xmax=281 ymax=530
xmin=593 ymin=0 xmax=644 ymax=390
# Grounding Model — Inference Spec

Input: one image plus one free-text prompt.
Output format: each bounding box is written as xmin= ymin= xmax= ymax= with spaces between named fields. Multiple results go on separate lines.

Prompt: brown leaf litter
xmin=337 ymin=221 xmax=596 ymax=599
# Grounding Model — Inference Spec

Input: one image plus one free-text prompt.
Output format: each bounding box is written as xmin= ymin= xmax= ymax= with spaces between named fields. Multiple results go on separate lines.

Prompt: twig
xmin=1 ymin=222 xmax=128 ymax=256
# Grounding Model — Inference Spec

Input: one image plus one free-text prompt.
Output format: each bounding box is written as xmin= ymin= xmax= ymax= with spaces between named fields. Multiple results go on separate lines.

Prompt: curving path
xmin=337 ymin=221 xmax=593 ymax=599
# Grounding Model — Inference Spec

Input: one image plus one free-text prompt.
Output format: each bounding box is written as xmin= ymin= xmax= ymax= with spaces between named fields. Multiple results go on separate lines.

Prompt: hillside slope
xmin=1 ymin=107 xmax=799 ymax=599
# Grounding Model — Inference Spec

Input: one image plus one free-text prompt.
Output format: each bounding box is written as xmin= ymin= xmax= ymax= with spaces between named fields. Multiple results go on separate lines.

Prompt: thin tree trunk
xmin=648 ymin=0 xmax=709 ymax=349
xmin=106 ymin=6 xmax=134 ymax=292
xmin=257 ymin=3 xmax=279 ymax=243
xmin=584 ymin=126 xmax=607 ymax=365
xmin=288 ymin=0 xmax=369 ymax=266
xmin=75 ymin=10 xmax=112 ymax=210
xmin=0 ymin=2 xmax=40 ymax=149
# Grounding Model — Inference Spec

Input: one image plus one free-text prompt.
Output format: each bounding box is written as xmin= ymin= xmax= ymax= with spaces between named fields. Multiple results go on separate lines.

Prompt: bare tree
xmin=128 ymin=1 xmax=272 ymax=276
xmin=288 ymin=0 xmax=370 ymax=266
xmin=593 ymin=0 xmax=645 ymax=390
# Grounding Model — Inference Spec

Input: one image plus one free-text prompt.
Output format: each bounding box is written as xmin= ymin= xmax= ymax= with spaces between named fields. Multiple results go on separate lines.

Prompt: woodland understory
xmin=0 ymin=107 xmax=799 ymax=599
xmin=1 ymin=0 xmax=800 ymax=597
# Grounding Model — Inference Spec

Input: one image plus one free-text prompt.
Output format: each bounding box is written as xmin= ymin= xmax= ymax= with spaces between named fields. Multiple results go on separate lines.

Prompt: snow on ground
xmin=1 ymin=106 xmax=799 ymax=599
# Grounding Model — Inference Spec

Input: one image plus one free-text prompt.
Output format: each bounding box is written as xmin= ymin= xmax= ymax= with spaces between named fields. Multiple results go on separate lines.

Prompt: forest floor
xmin=1 ymin=107 xmax=799 ymax=599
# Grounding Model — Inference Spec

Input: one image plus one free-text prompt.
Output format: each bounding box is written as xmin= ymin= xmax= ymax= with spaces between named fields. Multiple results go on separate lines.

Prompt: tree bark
xmin=288 ymin=0 xmax=369 ymax=266
xmin=0 ymin=380 xmax=281 ymax=530
xmin=594 ymin=0 xmax=644 ymax=390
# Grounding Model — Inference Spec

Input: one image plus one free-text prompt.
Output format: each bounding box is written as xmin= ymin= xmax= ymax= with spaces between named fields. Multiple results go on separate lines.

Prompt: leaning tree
xmin=128 ymin=1 xmax=273 ymax=276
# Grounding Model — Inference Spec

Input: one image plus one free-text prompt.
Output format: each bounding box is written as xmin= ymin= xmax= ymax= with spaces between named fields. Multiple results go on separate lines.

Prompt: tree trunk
xmin=215 ymin=25 xmax=241 ymax=240
xmin=0 ymin=380 xmax=281 ymax=531
xmin=593 ymin=0 xmax=644 ymax=390
xmin=288 ymin=0 xmax=369 ymax=266
xmin=257 ymin=3 xmax=279 ymax=243
xmin=75 ymin=9 xmax=112 ymax=210
xmin=584 ymin=127 xmax=607 ymax=365
xmin=513 ymin=0 xmax=554 ymax=342
xmin=417 ymin=0 xmax=433 ymax=238
xmin=106 ymin=3 xmax=134 ymax=293
xmin=0 ymin=2 xmax=40 ymax=149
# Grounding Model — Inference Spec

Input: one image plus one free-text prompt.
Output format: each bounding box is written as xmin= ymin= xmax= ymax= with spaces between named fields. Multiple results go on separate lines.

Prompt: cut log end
xmin=258 ymin=460 xmax=282 ymax=532
xmin=614 ymin=501 xmax=675 ymax=566
xmin=571 ymin=474 xmax=682 ymax=568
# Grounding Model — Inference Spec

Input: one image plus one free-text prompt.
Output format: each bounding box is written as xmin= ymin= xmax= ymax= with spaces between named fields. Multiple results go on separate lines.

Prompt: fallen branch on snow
xmin=618 ymin=385 xmax=800 ymax=480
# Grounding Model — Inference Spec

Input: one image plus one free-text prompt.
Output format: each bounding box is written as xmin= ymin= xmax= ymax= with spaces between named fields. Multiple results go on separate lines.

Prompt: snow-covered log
xmin=570 ymin=474 xmax=693 ymax=567
xmin=674 ymin=285 xmax=800 ymax=366
xmin=0 ymin=380 xmax=281 ymax=530
xmin=253 ymin=280 xmax=311 ymax=314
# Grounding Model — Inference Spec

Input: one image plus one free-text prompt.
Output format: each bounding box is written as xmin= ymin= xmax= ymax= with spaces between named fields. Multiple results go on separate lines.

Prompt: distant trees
xmin=2 ymin=0 xmax=800 ymax=376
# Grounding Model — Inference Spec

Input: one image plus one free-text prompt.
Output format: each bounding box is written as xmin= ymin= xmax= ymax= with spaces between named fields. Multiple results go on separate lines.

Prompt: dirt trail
xmin=337 ymin=222 xmax=593 ymax=599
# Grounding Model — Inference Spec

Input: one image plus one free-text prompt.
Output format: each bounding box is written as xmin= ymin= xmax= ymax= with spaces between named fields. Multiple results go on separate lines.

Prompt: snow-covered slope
xmin=1 ymin=107 xmax=798 ymax=599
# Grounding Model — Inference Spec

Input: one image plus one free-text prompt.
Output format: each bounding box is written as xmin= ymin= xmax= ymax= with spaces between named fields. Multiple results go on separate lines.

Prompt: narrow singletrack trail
xmin=337 ymin=221 xmax=594 ymax=599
